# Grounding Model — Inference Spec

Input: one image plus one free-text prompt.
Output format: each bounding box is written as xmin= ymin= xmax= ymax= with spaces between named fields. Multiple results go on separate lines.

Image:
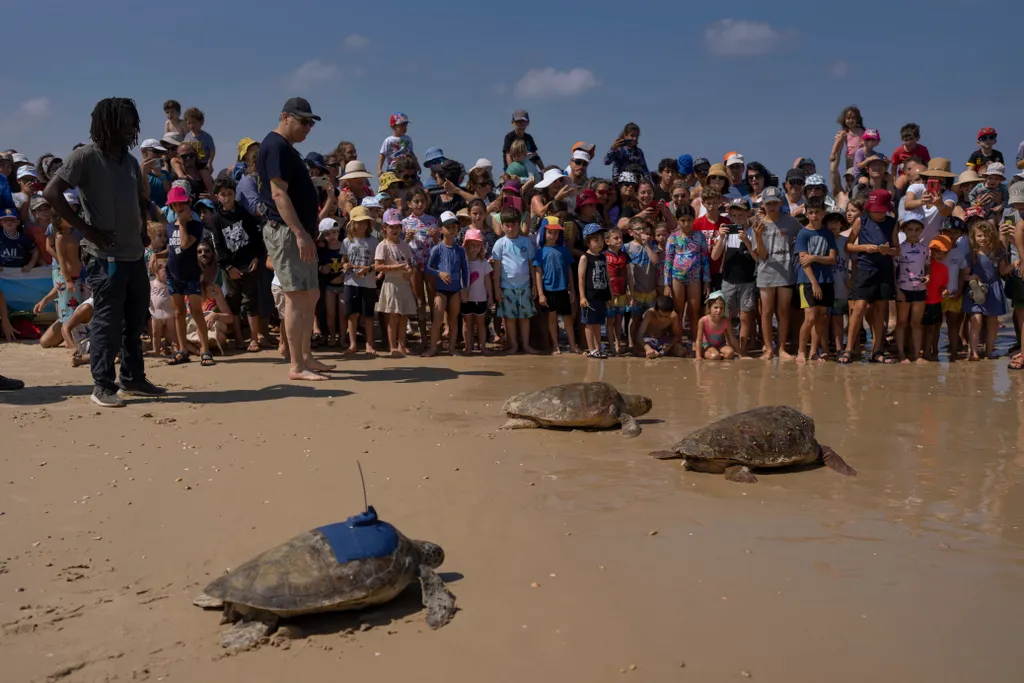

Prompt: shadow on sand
xmin=0 ymin=383 xmax=351 ymax=407
xmin=331 ymin=366 xmax=503 ymax=384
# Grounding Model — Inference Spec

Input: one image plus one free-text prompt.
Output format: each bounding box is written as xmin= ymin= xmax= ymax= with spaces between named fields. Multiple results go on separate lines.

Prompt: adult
xmin=903 ymin=158 xmax=957 ymax=244
xmin=43 ymin=97 xmax=166 ymax=407
xmin=171 ymin=140 xmax=209 ymax=198
xmin=338 ymin=160 xmax=374 ymax=215
xmin=140 ymin=138 xmax=170 ymax=207
xmin=653 ymin=158 xmax=679 ymax=202
xmin=567 ymin=151 xmax=590 ymax=187
xmin=804 ymin=174 xmax=842 ymax=212
xmin=723 ymin=153 xmax=747 ymax=200
xmin=35 ymin=154 xmax=63 ymax=184
xmin=784 ymin=169 xmax=806 ymax=217
xmin=451 ymin=166 xmax=498 ymax=210
xmin=744 ymin=161 xmax=770 ymax=207
xmin=691 ymin=157 xmax=711 ymax=192
xmin=257 ymin=97 xmax=334 ymax=381
xmin=951 ymin=169 xmax=984 ymax=219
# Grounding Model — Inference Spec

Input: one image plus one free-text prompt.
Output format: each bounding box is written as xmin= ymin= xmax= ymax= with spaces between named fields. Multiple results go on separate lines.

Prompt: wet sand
xmin=2 ymin=343 xmax=1023 ymax=682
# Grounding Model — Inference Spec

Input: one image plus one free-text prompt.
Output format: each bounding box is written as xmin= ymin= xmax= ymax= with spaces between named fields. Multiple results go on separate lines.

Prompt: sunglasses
xmin=788 ymin=180 xmax=805 ymax=186
xmin=573 ymin=159 xmax=589 ymax=167
xmin=179 ymin=153 xmax=197 ymax=160
xmin=326 ymin=162 xmax=341 ymax=169
xmin=979 ymin=134 xmax=997 ymax=142
xmin=747 ymin=173 xmax=763 ymax=181
xmin=292 ymin=116 xmax=315 ymax=128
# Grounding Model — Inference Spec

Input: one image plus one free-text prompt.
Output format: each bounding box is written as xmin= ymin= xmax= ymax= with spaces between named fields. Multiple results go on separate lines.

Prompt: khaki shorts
xmin=262 ymin=221 xmax=318 ymax=292
xmin=271 ymin=283 xmax=287 ymax=318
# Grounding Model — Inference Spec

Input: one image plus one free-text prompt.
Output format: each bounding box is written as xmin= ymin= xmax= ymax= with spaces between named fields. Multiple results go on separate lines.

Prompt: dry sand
xmin=2 ymin=343 xmax=1024 ymax=683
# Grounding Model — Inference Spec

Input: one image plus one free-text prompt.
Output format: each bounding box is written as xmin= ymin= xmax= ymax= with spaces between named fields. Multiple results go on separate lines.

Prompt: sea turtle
xmin=499 ymin=381 xmax=653 ymax=438
xmin=649 ymin=405 xmax=857 ymax=483
xmin=192 ymin=507 xmax=456 ymax=651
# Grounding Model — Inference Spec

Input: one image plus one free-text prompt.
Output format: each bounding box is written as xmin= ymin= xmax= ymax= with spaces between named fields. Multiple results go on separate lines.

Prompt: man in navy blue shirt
xmin=257 ymin=97 xmax=334 ymax=381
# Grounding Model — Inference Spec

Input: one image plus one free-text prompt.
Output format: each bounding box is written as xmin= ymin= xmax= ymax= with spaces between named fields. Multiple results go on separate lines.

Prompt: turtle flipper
xmin=650 ymin=450 xmax=679 ymax=459
xmin=219 ymin=617 xmax=276 ymax=652
xmin=499 ymin=417 xmax=540 ymax=430
xmin=192 ymin=593 xmax=224 ymax=609
xmin=724 ymin=465 xmax=758 ymax=483
xmin=419 ymin=565 xmax=456 ymax=629
xmin=820 ymin=446 xmax=857 ymax=477
xmin=618 ymin=412 xmax=642 ymax=438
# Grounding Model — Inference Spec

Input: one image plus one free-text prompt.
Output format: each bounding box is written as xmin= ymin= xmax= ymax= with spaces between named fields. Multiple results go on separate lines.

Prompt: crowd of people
xmin=1 ymin=98 xmax=1023 ymax=402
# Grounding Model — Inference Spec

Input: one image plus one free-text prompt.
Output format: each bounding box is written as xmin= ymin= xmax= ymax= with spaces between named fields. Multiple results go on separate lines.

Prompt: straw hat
xmin=706 ymin=163 xmax=730 ymax=180
xmin=340 ymin=160 xmax=374 ymax=181
xmin=918 ymin=158 xmax=956 ymax=179
xmin=953 ymin=169 xmax=983 ymax=188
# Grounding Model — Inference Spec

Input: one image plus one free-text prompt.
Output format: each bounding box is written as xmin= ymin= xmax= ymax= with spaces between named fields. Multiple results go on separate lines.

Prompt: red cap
xmin=576 ymin=189 xmax=601 ymax=208
xmin=865 ymin=189 xmax=893 ymax=213
xmin=977 ymin=127 xmax=996 ymax=140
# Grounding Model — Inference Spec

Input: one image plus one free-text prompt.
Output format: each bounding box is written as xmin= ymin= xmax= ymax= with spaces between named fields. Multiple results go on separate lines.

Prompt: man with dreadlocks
xmin=44 ymin=97 xmax=167 ymax=407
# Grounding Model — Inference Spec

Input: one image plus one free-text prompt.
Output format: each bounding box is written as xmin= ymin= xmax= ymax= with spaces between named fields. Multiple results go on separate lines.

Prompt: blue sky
xmin=3 ymin=0 xmax=1022 ymax=179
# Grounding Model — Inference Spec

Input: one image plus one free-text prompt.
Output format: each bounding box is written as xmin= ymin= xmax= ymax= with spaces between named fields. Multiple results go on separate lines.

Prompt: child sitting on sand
xmin=696 ymin=291 xmax=742 ymax=360
xmin=634 ymin=295 xmax=686 ymax=358
xmin=60 ymin=297 xmax=93 ymax=367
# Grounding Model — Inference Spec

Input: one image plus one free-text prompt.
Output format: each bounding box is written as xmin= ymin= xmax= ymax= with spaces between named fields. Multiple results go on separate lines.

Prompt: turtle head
xmin=415 ymin=541 xmax=445 ymax=569
xmin=623 ymin=394 xmax=653 ymax=417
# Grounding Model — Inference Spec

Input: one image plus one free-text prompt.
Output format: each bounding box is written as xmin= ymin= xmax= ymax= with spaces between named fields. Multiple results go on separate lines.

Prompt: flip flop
xmin=1008 ymin=354 xmax=1024 ymax=370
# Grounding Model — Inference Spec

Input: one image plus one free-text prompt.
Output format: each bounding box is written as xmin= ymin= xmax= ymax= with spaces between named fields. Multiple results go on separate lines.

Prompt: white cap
xmin=11 ymin=153 xmax=30 ymax=165
xmin=141 ymin=138 xmax=167 ymax=152
xmin=440 ymin=211 xmax=458 ymax=224
xmin=470 ymin=158 xmax=493 ymax=171
xmin=984 ymin=162 xmax=1005 ymax=178
xmin=16 ymin=165 xmax=38 ymax=180
xmin=161 ymin=131 xmax=183 ymax=147
xmin=318 ymin=218 xmax=340 ymax=235
xmin=360 ymin=196 xmax=382 ymax=209
xmin=902 ymin=209 xmax=926 ymax=225
xmin=535 ymin=168 xmax=567 ymax=189
xmin=725 ymin=153 xmax=745 ymax=167
xmin=572 ymin=150 xmax=592 ymax=162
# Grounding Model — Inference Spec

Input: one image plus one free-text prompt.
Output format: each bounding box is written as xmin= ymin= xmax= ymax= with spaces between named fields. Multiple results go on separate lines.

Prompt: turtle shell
xmin=675 ymin=405 xmax=820 ymax=468
xmin=201 ymin=507 xmax=420 ymax=617
xmin=504 ymin=382 xmax=622 ymax=426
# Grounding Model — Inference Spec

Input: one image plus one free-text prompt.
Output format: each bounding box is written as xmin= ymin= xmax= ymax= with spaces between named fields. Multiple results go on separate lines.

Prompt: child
xmin=921 ymin=236 xmax=952 ymax=361
xmin=826 ymin=208 xmax=852 ymax=355
xmin=423 ymin=212 xmax=469 ymax=357
xmin=211 ymin=177 xmax=265 ymax=352
xmin=603 ymin=227 xmax=633 ymax=355
xmin=402 ymin=188 xmax=440 ymax=342
xmin=653 ymin=224 xmax=669 ymax=283
xmin=693 ymin=187 xmax=725 ymax=290
xmin=891 ymin=123 xmax=931 ymax=177
xmin=342 ymin=206 xmax=380 ymax=355
xmin=317 ymin=218 xmax=346 ymax=347
xmin=940 ymin=217 xmax=968 ymax=359
xmin=894 ymin=212 xmax=928 ymax=363
xmin=831 ymin=105 xmax=866 ymax=170
xmin=0 ymin=207 xmax=37 ymax=271
xmin=966 ymin=127 xmax=1004 ymax=175
xmin=968 ymin=163 xmax=1009 ymax=221
xmin=145 ymin=221 xmax=168 ymax=274
xmin=183 ymin=106 xmax=215 ymax=187
xmin=635 ymin=295 xmax=685 ymax=358
xmin=604 ymin=122 xmax=649 ymax=182
xmin=194 ymin=199 xmax=216 ymax=237
xmin=149 ymin=254 xmax=176 ymax=356
xmin=502 ymin=110 xmax=543 ymax=172
xmin=625 ymin=217 xmax=661 ymax=350
xmin=375 ymin=209 xmax=417 ymax=357
xmin=460 ymin=229 xmax=493 ymax=355
xmin=794 ymin=198 xmax=839 ymax=363
xmin=163 ymin=100 xmax=187 ymax=136
xmin=754 ymin=194 xmax=801 ymax=360
xmin=505 ymin=140 xmax=531 ymax=181
xmin=533 ymin=217 xmax=577 ymax=354
xmin=164 ymin=186 xmax=212 ymax=366
xmin=377 ymin=112 xmax=415 ymax=176
xmin=696 ymin=292 xmax=742 ymax=360
xmin=712 ymin=196 xmax=760 ymax=355
xmin=57 ymin=296 xmax=93 ymax=367
xmin=578 ymin=223 xmax=610 ymax=358
xmin=852 ymin=129 xmax=880 ymax=183
xmin=492 ymin=208 xmax=538 ymax=354
xmin=961 ymin=220 xmax=1012 ymax=360
xmin=662 ymin=204 xmax=709 ymax=348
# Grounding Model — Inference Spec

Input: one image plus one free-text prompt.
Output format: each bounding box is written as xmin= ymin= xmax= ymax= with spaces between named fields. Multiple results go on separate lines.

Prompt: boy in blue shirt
xmin=424 ymin=211 xmax=469 ymax=357
xmin=491 ymin=207 xmax=538 ymax=354
xmin=532 ymin=216 xmax=577 ymax=354
xmin=795 ymin=197 xmax=838 ymax=363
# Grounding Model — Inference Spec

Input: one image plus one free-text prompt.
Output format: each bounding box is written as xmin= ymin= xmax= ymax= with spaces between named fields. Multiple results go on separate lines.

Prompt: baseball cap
xmin=677 ymin=154 xmax=694 ymax=175
xmin=865 ymin=189 xmax=893 ymax=213
xmin=501 ymin=178 xmax=522 ymax=193
xmin=141 ymin=138 xmax=167 ymax=152
xmin=576 ymin=189 xmax=601 ymax=208
xmin=693 ymin=157 xmax=711 ymax=169
xmin=984 ymin=162 xmax=1005 ymax=178
xmin=440 ymin=211 xmax=459 ymax=225
xmin=462 ymin=228 xmax=484 ymax=245
xmin=572 ymin=150 xmax=592 ymax=163
xmin=471 ymin=158 xmax=493 ymax=171
xmin=0 ymin=207 xmax=18 ymax=220
xmin=785 ymin=168 xmax=807 ymax=183
xmin=725 ymin=153 xmax=745 ymax=167
xmin=512 ymin=109 xmax=530 ymax=122
xmin=29 ymin=196 xmax=50 ymax=211
xmin=237 ymin=137 xmax=258 ymax=161
xmin=282 ymin=97 xmax=320 ymax=121
xmin=728 ymin=196 xmax=752 ymax=211
xmin=901 ymin=209 xmax=925 ymax=226
xmin=166 ymin=186 xmax=190 ymax=205
xmin=424 ymin=147 xmax=445 ymax=166
xmin=318 ymin=218 xmax=340 ymax=235
xmin=977 ymin=127 xmax=997 ymax=140
xmin=374 ymin=192 xmax=390 ymax=204
xmin=304 ymin=151 xmax=327 ymax=171
xmin=360 ymin=196 xmax=382 ymax=209
xmin=16 ymin=165 xmax=38 ymax=180
xmin=161 ymin=131 xmax=183 ymax=148
xmin=389 ymin=112 xmax=409 ymax=127
xmin=11 ymin=153 xmax=29 ymax=165
xmin=535 ymin=168 xmax=566 ymax=189
xmin=1009 ymin=182 xmax=1024 ymax=205
xmin=796 ymin=157 xmax=816 ymax=169
xmin=761 ymin=186 xmax=784 ymax=204
xmin=348 ymin=206 xmax=371 ymax=223
xmin=942 ymin=216 xmax=966 ymax=232
xmin=862 ymin=128 xmax=880 ymax=141
xmin=572 ymin=141 xmax=597 ymax=158
xmin=805 ymin=174 xmax=826 ymax=187
xmin=582 ymin=223 xmax=605 ymax=239
xmin=194 ymin=198 xmax=215 ymax=212
xmin=929 ymin=235 xmax=953 ymax=252
xmin=541 ymin=216 xmax=564 ymax=231
xmin=383 ymin=208 xmax=403 ymax=225
xmin=858 ymin=153 xmax=888 ymax=169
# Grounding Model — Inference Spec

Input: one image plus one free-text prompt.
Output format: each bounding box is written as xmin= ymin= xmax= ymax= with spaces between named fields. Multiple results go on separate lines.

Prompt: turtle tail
xmin=820 ymin=445 xmax=857 ymax=477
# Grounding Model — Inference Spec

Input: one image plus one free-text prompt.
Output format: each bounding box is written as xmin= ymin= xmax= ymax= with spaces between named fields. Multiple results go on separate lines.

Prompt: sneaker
xmin=118 ymin=378 xmax=168 ymax=397
xmin=91 ymin=386 xmax=126 ymax=408
xmin=0 ymin=375 xmax=25 ymax=391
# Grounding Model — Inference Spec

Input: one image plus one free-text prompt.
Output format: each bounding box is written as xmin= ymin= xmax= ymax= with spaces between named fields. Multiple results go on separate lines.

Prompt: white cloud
xmin=829 ymin=61 xmax=850 ymax=79
xmin=344 ymin=34 xmax=370 ymax=50
xmin=289 ymin=60 xmax=339 ymax=89
xmin=514 ymin=67 xmax=599 ymax=99
xmin=704 ymin=19 xmax=798 ymax=57
xmin=20 ymin=97 xmax=51 ymax=118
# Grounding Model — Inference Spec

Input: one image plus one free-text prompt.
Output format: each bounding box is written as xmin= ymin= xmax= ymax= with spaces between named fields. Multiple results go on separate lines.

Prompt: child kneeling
xmin=697 ymin=291 xmax=742 ymax=360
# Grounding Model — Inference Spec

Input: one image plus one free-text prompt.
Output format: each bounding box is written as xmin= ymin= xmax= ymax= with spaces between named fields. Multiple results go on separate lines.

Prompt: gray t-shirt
xmin=184 ymin=129 xmax=216 ymax=166
xmin=755 ymin=214 xmax=800 ymax=287
xmin=343 ymin=236 xmax=380 ymax=288
xmin=55 ymin=144 xmax=144 ymax=261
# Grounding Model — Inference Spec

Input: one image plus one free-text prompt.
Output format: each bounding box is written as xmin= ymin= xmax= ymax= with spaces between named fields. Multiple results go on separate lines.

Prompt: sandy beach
xmin=2 ymin=344 xmax=1023 ymax=683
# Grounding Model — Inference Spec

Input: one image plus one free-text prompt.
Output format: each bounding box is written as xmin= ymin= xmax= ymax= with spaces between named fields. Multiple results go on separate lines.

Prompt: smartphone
xmin=927 ymin=179 xmax=940 ymax=195
xmin=311 ymin=176 xmax=330 ymax=188
xmin=726 ymin=223 xmax=741 ymax=235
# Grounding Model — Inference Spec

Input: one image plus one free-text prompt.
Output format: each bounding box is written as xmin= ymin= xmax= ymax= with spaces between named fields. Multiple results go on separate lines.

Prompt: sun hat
xmin=535 ymin=168 xmax=567 ymax=189
xmin=378 ymin=172 xmax=401 ymax=191
xmin=423 ymin=147 xmax=445 ymax=166
xmin=340 ymin=160 xmax=374 ymax=180
xmin=236 ymin=137 xmax=258 ymax=161
xmin=318 ymin=218 xmax=340 ymax=234
xmin=512 ymin=109 xmax=530 ymax=123
xmin=29 ymin=196 xmax=50 ymax=211
xmin=348 ymin=206 xmax=372 ymax=223
xmin=141 ymin=138 xmax=166 ymax=152
xmin=705 ymin=290 xmax=728 ymax=311
xmin=382 ymin=208 xmax=403 ymax=225
xmin=616 ymin=171 xmax=638 ymax=186
xmin=862 ymin=128 xmax=880 ymax=141
xmin=16 ymin=165 xmax=38 ymax=180
xmin=984 ymin=162 xmax=1005 ymax=178
xmin=389 ymin=112 xmax=409 ymax=127
xmin=360 ymin=196 xmax=382 ymax=209
xmin=953 ymin=170 xmax=982 ymax=188
xmin=456 ymin=208 xmax=471 ymax=221
xmin=929 ymin=235 xmax=953 ymax=252
xmin=501 ymin=178 xmax=522 ymax=193
xmin=194 ymin=198 xmax=215 ymax=212
xmin=0 ymin=207 xmax=18 ymax=220
xmin=304 ymin=151 xmax=328 ymax=171
xmin=470 ymin=158 xmax=493 ymax=171
xmin=761 ymin=186 xmax=785 ymax=203
xmin=725 ymin=153 xmax=745 ymax=167
xmin=1009 ymin=182 xmax=1024 ymax=205
xmin=576 ymin=189 xmax=601 ymax=208
xmin=282 ymin=96 xmax=320 ymax=121
xmin=541 ymin=216 xmax=564 ymax=231
xmin=901 ymin=209 xmax=926 ymax=226
xmin=844 ymin=167 xmax=856 ymax=178
xmin=942 ymin=216 xmax=966 ymax=232
xmin=677 ymin=154 xmax=694 ymax=175
xmin=166 ymin=186 xmax=190 ymax=205
xmin=865 ymin=189 xmax=893 ymax=213
xmin=161 ymin=131 xmax=183 ymax=148
xmin=462 ymin=228 xmax=484 ymax=245
xmin=572 ymin=150 xmax=592 ymax=163
xmin=706 ymin=163 xmax=730 ymax=181
xmin=582 ymin=223 xmax=605 ymax=239
xmin=919 ymin=158 xmax=956 ymax=179
xmin=728 ymin=196 xmax=752 ymax=211
xmin=825 ymin=206 xmax=848 ymax=226
xmin=572 ymin=141 xmax=597 ymax=158
xmin=977 ymin=127 xmax=997 ymax=140
xmin=440 ymin=211 xmax=459 ymax=225
xmin=804 ymin=174 xmax=826 ymax=188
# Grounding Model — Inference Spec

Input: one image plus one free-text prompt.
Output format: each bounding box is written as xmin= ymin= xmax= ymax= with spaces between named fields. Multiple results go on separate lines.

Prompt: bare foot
xmin=779 ymin=350 xmax=795 ymax=361
xmin=365 ymin=346 xmax=377 ymax=357
xmin=289 ymin=369 xmax=329 ymax=381
xmin=552 ymin=348 xmax=562 ymax=355
xmin=763 ymin=351 xmax=775 ymax=361
xmin=422 ymin=347 xmax=438 ymax=358
xmin=524 ymin=346 xmax=540 ymax=355
xmin=916 ymin=357 xmax=929 ymax=364
xmin=307 ymin=360 xmax=336 ymax=372
xmin=342 ymin=346 xmax=358 ymax=355
xmin=506 ymin=346 xmax=519 ymax=355
xmin=389 ymin=350 xmax=405 ymax=358
xmin=397 ymin=345 xmax=410 ymax=355
xmin=795 ymin=354 xmax=807 ymax=364
xmin=567 ymin=347 xmax=580 ymax=354
xmin=899 ymin=358 xmax=910 ymax=364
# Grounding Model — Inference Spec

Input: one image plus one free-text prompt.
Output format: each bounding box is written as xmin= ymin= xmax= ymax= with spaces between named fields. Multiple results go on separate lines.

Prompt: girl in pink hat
xmin=460 ymin=228 xmax=493 ymax=354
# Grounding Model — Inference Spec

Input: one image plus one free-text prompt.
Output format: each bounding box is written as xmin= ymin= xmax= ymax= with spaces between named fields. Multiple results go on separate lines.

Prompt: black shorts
xmin=850 ymin=268 xmax=896 ymax=303
xmin=461 ymin=300 xmax=487 ymax=316
xmin=922 ymin=303 xmax=943 ymax=325
xmin=344 ymin=285 xmax=377 ymax=317
xmin=710 ymin=273 xmax=724 ymax=292
xmin=799 ymin=282 xmax=835 ymax=309
xmin=224 ymin=269 xmax=261 ymax=315
xmin=899 ymin=289 xmax=926 ymax=303
xmin=542 ymin=289 xmax=572 ymax=316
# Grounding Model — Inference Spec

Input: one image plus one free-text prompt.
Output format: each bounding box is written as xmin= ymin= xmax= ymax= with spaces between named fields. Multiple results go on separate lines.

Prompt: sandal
xmin=167 ymin=350 xmax=190 ymax=365
xmin=836 ymin=351 xmax=853 ymax=365
xmin=870 ymin=351 xmax=897 ymax=365
xmin=1008 ymin=354 xmax=1024 ymax=371
xmin=587 ymin=350 xmax=608 ymax=359
xmin=247 ymin=340 xmax=261 ymax=353
xmin=969 ymin=279 xmax=989 ymax=305
xmin=200 ymin=352 xmax=216 ymax=367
